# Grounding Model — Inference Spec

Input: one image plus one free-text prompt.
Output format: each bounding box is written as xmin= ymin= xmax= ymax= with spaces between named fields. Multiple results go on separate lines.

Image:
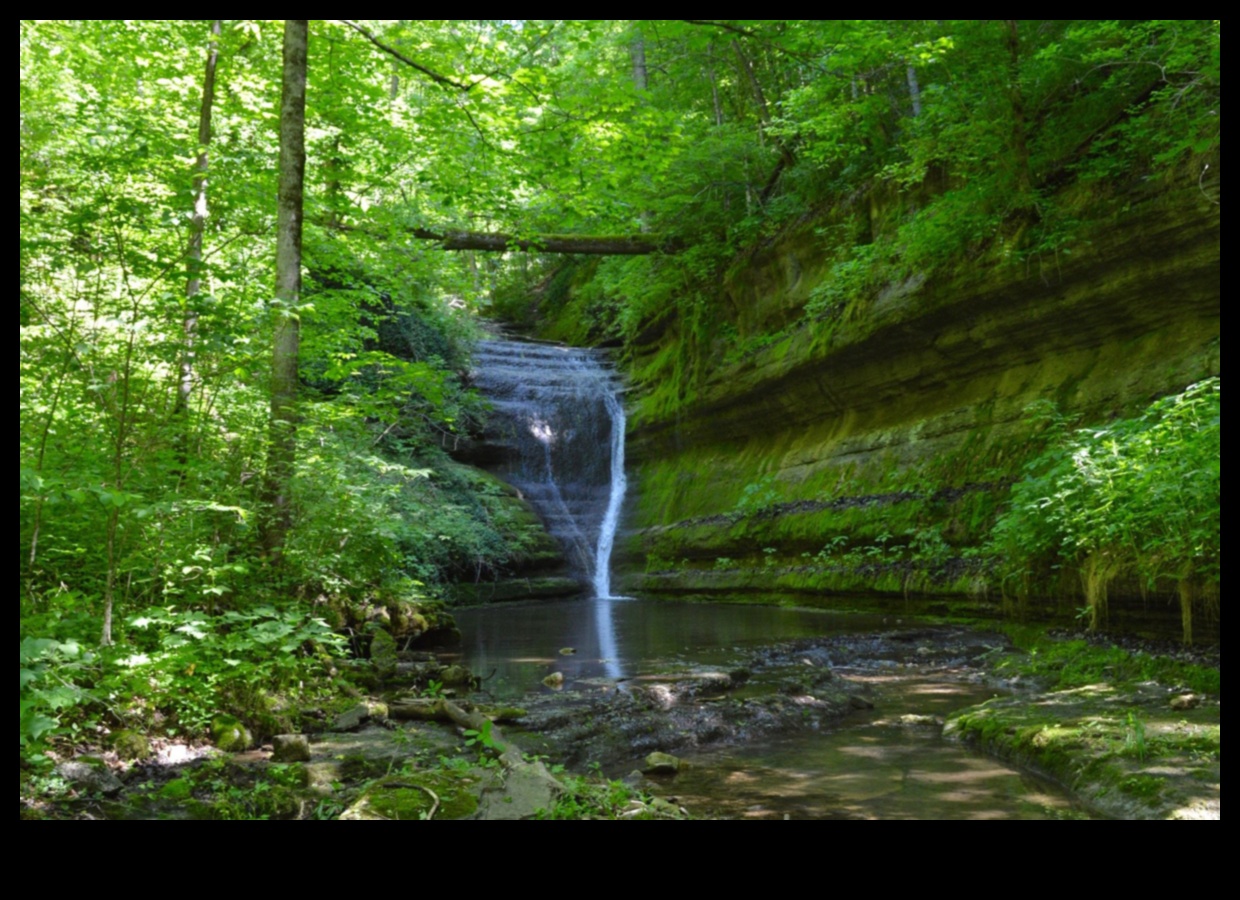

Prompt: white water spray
xmin=591 ymin=390 xmax=627 ymax=599
xmin=471 ymin=335 xmax=627 ymax=598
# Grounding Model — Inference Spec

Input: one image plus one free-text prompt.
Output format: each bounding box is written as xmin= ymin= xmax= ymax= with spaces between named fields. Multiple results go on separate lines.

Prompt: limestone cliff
xmin=614 ymin=178 xmax=1219 ymax=633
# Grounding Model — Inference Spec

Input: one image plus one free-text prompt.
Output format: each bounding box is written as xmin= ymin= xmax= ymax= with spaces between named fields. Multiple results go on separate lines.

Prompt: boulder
xmin=439 ymin=665 xmax=474 ymax=686
xmin=369 ymin=629 xmax=398 ymax=679
xmin=643 ymin=752 xmax=682 ymax=775
xmin=333 ymin=699 xmax=389 ymax=731
xmin=110 ymin=729 xmax=151 ymax=762
xmin=272 ymin=734 xmax=311 ymax=762
xmin=211 ymin=714 xmax=253 ymax=752
xmin=56 ymin=758 xmax=123 ymax=795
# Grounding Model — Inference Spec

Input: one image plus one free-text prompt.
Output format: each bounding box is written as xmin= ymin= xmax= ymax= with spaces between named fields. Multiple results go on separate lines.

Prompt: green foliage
xmin=991 ymin=379 xmax=1220 ymax=639
xmin=1123 ymin=710 xmax=1148 ymax=762
xmin=20 ymin=637 xmax=92 ymax=752
xmin=114 ymin=604 xmax=346 ymax=734
xmin=729 ymin=475 xmax=781 ymax=521
xmin=462 ymin=719 xmax=505 ymax=755
xmin=535 ymin=773 xmax=671 ymax=820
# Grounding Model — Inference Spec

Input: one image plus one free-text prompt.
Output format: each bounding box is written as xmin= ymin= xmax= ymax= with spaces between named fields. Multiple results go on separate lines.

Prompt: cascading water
xmin=471 ymin=334 xmax=627 ymax=599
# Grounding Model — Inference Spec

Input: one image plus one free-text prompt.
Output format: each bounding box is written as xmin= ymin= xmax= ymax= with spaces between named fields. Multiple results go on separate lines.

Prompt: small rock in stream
xmin=644 ymin=752 xmax=683 ymax=775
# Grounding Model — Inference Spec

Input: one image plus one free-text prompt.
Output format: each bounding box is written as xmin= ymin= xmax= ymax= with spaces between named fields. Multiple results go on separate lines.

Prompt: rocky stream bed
xmin=25 ymin=624 xmax=1219 ymax=820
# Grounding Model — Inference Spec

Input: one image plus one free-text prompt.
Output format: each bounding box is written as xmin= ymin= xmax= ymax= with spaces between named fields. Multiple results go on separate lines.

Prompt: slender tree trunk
xmin=708 ymin=59 xmax=724 ymax=127
xmin=262 ymin=19 xmax=308 ymax=562
xmin=906 ymin=64 xmax=922 ymax=117
xmin=101 ymin=279 xmax=141 ymax=647
xmin=175 ymin=19 xmax=221 ymax=474
xmin=708 ymin=55 xmax=728 ymax=212
xmin=26 ymin=313 xmax=80 ymax=605
xmin=630 ymin=30 xmax=652 ymax=232
xmin=630 ymin=31 xmax=648 ymax=92
xmin=731 ymin=39 xmax=795 ymax=202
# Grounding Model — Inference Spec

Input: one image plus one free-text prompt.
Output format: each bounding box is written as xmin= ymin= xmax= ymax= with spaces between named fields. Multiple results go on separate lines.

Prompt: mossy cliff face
xmin=612 ymin=181 xmax=1219 ymax=618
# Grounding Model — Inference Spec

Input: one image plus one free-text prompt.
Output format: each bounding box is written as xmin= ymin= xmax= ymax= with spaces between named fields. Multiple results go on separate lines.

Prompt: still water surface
xmin=452 ymin=597 xmax=1085 ymax=819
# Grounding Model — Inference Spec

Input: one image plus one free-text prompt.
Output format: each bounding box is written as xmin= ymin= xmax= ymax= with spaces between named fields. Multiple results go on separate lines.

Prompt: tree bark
xmin=175 ymin=19 xmax=221 ymax=472
xmin=630 ymin=31 xmax=648 ymax=91
xmin=731 ymin=39 xmax=795 ymax=202
xmin=262 ymin=19 xmax=308 ymax=561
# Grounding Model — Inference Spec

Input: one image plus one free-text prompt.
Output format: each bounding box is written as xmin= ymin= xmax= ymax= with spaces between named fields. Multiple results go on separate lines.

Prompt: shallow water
xmin=666 ymin=674 xmax=1083 ymax=819
xmin=453 ymin=597 xmax=887 ymax=692
xmin=452 ymin=597 xmax=1086 ymax=819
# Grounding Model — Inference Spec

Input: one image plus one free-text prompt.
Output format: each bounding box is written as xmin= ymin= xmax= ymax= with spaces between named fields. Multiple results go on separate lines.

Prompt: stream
xmin=452 ymin=597 xmax=1088 ymax=819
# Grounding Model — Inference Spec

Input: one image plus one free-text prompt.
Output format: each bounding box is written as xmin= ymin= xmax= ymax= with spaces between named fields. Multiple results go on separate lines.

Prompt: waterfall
xmin=471 ymin=335 xmax=627 ymax=598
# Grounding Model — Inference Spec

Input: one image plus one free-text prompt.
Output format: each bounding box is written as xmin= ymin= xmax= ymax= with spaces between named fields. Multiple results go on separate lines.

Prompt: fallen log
xmin=318 ymin=218 xmax=680 ymax=255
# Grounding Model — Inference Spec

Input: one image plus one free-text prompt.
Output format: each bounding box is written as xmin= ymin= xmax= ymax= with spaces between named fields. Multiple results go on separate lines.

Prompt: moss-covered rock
xmin=369 ymin=628 xmax=398 ymax=680
xmin=945 ymin=682 xmax=1220 ymax=819
xmin=272 ymin=734 xmax=311 ymax=762
xmin=211 ymin=714 xmax=253 ymax=752
xmin=340 ymin=772 xmax=481 ymax=821
xmin=110 ymin=729 xmax=151 ymax=762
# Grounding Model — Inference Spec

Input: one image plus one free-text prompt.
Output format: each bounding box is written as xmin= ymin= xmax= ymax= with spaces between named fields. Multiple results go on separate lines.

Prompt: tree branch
xmin=338 ymin=20 xmax=478 ymax=92
xmin=682 ymin=20 xmax=759 ymax=39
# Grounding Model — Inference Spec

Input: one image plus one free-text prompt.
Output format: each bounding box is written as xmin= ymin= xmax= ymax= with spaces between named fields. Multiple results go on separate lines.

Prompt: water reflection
xmin=594 ymin=598 xmax=622 ymax=680
xmin=453 ymin=598 xmax=882 ymax=699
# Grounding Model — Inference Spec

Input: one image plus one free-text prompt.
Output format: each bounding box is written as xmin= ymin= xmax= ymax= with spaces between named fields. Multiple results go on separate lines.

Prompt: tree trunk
xmin=175 ymin=19 xmax=221 ymax=473
xmin=731 ymin=39 xmax=795 ymax=202
xmin=630 ymin=31 xmax=648 ymax=91
xmin=906 ymin=64 xmax=922 ymax=117
xmin=261 ymin=19 xmax=308 ymax=561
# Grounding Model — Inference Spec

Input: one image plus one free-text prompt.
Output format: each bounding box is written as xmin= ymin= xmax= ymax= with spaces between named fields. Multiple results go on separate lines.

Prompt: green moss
xmin=1118 ymin=774 xmax=1163 ymax=803
xmin=159 ymin=778 xmax=193 ymax=800
xmin=110 ymin=729 xmax=151 ymax=762
xmin=990 ymin=634 xmax=1221 ymax=695
xmin=210 ymin=714 xmax=253 ymax=752
xmin=345 ymin=772 xmax=480 ymax=820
